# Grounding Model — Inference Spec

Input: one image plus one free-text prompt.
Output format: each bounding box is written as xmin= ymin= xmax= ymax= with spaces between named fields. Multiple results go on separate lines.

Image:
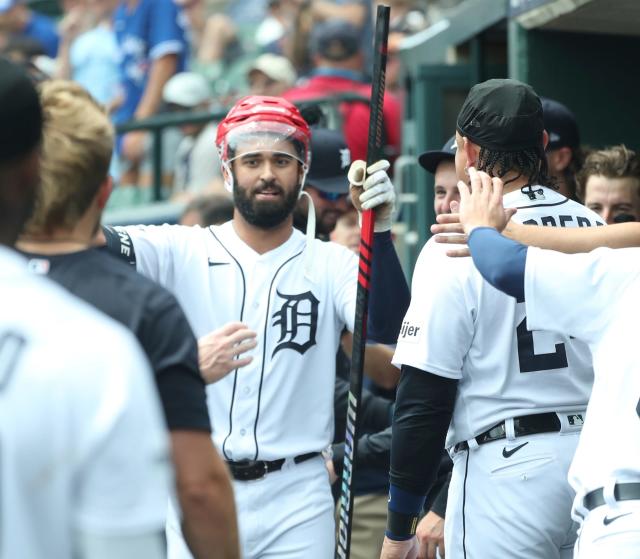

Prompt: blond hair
xmin=24 ymin=80 xmax=114 ymax=235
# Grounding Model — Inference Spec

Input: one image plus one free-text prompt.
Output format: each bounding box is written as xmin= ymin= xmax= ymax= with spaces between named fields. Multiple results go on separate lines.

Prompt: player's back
xmin=0 ymin=248 xmax=170 ymax=559
xmin=396 ymin=187 xmax=600 ymax=447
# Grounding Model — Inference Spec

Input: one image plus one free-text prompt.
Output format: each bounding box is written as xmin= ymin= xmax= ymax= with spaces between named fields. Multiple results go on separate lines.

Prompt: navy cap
xmin=541 ymin=97 xmax=580 ymax=151
xmin=457 ymin=79 xmax=544 ymax=152
xmin=310 ymin=20 xmax=360 ymax=61
xmin=0 ymin=57 xmax=42 ymax=163
xmin=306 ymin=128 xmax=351 ymax=194
xmin=418 ymin=135 xmax=457 ymax=174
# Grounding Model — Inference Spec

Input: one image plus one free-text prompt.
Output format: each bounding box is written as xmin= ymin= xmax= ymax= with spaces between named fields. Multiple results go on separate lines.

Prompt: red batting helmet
xmin=216 ymin=95 xmax=311 ymax=166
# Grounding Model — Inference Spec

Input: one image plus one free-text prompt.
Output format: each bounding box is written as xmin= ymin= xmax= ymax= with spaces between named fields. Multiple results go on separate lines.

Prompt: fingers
xmin=347 ymin=160 xmax=367 ymax=186
xmin=234 ymin=355 xmax=253 ymax=368
xmin=430 ymin=221 xmax=464 ymax=235
xmin=363 ymin=169 xmax=390 ymax=191
xmin=216 ymin=321 xmax=250 ymax=336
xmin=505 ymin=207 xmax=518 ymax=220
xmin=434 ymin=233 xmax=467 ymax=245
xmin=360 ymin=183 xmax=394 ymax=210
xmin=226 ymin=327 xmax=257 ymax=346
xmin=366 ymin=159 xmax=390 ymax=174
xmin=445 ymin=247 xmax=471 ymax=258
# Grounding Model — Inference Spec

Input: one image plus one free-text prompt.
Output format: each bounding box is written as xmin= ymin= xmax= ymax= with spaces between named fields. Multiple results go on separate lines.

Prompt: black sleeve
xmin=140 ymin=287 xmax=211 ymax=432
xmin=367 ymin=231 xmax=410 ymax=344
xmin=390 ymin=365 xmax=457 ymax=495
xmin=102 ymin=225 xmax=137 ymax=267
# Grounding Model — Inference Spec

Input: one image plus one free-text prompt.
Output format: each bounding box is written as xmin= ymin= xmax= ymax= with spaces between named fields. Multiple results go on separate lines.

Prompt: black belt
xmin=454 ymin=412 xmax=561 ymax=452
xmin=226 ymin=451 xmax=320 ymax=481
xmin=583 ymin=483 xmax=640 ymax=511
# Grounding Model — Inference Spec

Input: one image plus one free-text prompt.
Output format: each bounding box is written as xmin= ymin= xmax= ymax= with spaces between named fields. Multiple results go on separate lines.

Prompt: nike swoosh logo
xmin=208 ymin=260 xmax=230 ymax=267
xmin=502 ymin=442 xmax=529 ymax=458
xmin=603 ymin=512 xmax=632 ymax=526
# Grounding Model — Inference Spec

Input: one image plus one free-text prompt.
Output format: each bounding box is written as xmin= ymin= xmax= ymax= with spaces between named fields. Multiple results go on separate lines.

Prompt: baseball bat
xmin=335 ymin=6 xmax=390 ymax=559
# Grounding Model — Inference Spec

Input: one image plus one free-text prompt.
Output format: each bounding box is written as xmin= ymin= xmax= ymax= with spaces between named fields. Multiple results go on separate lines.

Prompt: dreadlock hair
xmin=477 ymin=144 xmax=557 ymax=194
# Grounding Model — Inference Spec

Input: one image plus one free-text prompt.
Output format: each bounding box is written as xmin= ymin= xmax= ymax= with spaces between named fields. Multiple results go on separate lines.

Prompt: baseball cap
xmin=541 ymin=97 xmax=580 ymax=151
xmin=418 ymin=135 xmax=457 ymax=174
xmin=309 ymin=20 xmax=360 ymax=62
xmin=457 ymin=79 xmax=544 ymax=152
xmin=248 ymin=54 xmax=297 ymax=87
xmin=163 ymin=72 xmax=210 ymax=108
xmin=306 ymin=128 xmax=351 ymax=194
xmin=0 ymin=57 xmax=42 ymax=163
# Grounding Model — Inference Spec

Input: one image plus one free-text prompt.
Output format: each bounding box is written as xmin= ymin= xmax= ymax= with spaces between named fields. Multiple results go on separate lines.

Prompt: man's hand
xmin=198 ymin=322 xmax=257 ymax=384
xmin=457 ymin=168 xmax=516 ymax=235
xmin=416 ymin=511 xmax=445 ymax=559
xmin=379 ymin=536 xmax=419 ymax=559
xmin=325 ymin=458 xmax=338 ymax=484
xmin=348 ymin=159 xmax=396 ymax=232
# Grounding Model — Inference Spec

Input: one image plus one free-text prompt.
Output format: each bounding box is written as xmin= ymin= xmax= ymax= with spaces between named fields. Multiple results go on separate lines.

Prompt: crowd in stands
xmin=0 ymin=0 xmax=452 ymax=209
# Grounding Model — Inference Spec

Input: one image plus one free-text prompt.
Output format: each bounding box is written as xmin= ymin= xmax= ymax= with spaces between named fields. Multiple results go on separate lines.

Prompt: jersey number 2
xmin=516 ymin=317 xmax=568 ymax=373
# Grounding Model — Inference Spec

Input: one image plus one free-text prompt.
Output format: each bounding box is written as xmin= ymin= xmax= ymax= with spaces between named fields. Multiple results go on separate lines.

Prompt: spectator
xmin=180 ymin=194 xmax=235 ymax=226
xmin=56 ymin=0 xmax=121 ymax=108
xmin=163 ymin=72 xmax=225 ymax=199
xmin=113 ymin=0 xmax=188 ymax=186
xmin=295 ymin=127 xmax=352 ymax=237
xmin=0 ymin=0 xmax=59 ymax=58
xmin=247 ymin=53 xmax=297 ymax=96
xmin=284 ymin=19 xmax=402 ymax=164
xmin=542 ymin=97 xmax=583 ymax=200
xmin=419 ymin=134 xmax=459 ymax=216
xmin=577 ymin=145 xmax=640 ymax=224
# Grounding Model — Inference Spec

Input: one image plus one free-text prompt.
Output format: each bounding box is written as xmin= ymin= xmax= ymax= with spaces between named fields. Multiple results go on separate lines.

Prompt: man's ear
xmin=463 ymin=137 xmax=479 ymax=169
xmin=96 ymin=176 xmax=113 ymax=210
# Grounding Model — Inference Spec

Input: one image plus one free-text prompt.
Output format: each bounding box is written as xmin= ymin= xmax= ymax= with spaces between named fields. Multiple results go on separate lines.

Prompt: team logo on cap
xmin=271 ymin=290 xmax=319 ymax=357
xmin=340 ymin=148 xmax=351 ymax=169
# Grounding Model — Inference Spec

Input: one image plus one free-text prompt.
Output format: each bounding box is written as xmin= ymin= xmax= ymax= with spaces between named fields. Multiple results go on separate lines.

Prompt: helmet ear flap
xmin=221 ymin=161 xmax=234 ymax=192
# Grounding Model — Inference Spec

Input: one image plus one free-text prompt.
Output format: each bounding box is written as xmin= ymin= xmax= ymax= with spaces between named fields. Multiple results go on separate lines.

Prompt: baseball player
xmin=16 ymin=79 xmax=239 ymax=559
xmin=419 ymin=134 xmax=460 ymax=217
xmin=455 ymin=169 xmax=640 ymax=558
xmin=0 ymin=57 xmax=170 ymax=559
xmin=102 ymin=95 xmax=408 ymax=559
xmin=381 ymin=79 xmax=602 ymax=559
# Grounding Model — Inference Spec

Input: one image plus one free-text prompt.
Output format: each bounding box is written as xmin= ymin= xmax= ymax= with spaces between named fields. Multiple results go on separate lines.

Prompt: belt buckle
xmin=231 ymin=460 xmax=268 ymax=482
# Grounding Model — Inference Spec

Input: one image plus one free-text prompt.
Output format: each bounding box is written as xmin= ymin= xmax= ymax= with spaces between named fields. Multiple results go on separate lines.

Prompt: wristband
xmin=385 ymin=509 xmax=419 ymax=540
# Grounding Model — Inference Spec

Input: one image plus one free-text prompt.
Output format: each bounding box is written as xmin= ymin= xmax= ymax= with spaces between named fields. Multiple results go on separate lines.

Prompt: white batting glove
xmin=348 ymin=159 xmax=396 ymax=232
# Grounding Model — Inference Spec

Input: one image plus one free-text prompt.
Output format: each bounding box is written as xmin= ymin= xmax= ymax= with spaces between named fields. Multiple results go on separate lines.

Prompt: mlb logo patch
xmin=27 ymin=258 xmax=50 ymax=275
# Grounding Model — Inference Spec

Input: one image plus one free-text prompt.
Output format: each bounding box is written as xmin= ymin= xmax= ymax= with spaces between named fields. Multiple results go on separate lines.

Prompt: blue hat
xmin=418 ymin=135 xmax=457 ymax=174
xmin=306 ymin=128 xmax=351 ymax=194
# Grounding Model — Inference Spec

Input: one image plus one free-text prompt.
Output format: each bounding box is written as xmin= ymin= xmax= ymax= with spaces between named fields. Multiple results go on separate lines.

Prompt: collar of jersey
xmin=503 ymin=185 xmax=562 ymax=208
xmin=217 ymin=220 xmax=306 ymax=264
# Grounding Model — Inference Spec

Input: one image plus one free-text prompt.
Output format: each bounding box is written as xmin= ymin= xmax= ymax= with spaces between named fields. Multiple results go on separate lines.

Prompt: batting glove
xmin=348 ymin=159 xmax=396 ymax=232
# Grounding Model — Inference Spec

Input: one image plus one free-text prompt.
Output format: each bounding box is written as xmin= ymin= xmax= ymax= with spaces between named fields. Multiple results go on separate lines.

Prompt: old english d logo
xmin=271 ymin=290 xmax=319 ymax=357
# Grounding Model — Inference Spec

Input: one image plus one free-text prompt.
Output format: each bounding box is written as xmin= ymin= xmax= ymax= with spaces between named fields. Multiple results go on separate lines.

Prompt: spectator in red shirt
xmin=283 ymin=19 xmax=401 ymax=165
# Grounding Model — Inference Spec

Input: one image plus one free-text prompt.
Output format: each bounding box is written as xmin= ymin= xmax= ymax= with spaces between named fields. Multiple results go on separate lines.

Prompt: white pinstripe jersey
xmin=0 ymin=247 xmax=170 ymax=559
xmin=115 ymin=221 xmax=358 ymax=461
xmin=394 ymin=187 xmax=602 ymax=448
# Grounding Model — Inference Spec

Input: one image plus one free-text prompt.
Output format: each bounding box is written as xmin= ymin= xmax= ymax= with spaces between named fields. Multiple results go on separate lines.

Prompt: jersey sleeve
xmin=392 ymin=241 xmax=476 ymax=379
xmin=73 ymin=328 xmax=171 ymax=535
xmin=148 ymin=0 xmax=186 ymax=60
xmin=109 ymin=224 xmax=186 ymax=286
xmin=525 ymin=246 xmax=640 ymax=344
xmin=140 ymin=287 xmax=211 ymax=432
xmin=330 ymin=243 xmax=359 ymax=332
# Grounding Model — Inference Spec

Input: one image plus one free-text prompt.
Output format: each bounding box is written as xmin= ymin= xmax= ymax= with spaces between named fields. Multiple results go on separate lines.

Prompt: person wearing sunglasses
xmin=295 ymin=127 xmax=353 ymax=237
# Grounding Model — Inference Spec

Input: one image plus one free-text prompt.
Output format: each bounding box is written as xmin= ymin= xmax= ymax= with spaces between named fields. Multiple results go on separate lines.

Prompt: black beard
xmin=233 ymin=180 xmax=300 ymax=229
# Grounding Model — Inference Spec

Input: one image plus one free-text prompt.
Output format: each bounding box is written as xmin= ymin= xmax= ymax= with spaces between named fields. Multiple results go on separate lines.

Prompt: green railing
xmin=115 ymin=93 xmax=371 ymax=201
